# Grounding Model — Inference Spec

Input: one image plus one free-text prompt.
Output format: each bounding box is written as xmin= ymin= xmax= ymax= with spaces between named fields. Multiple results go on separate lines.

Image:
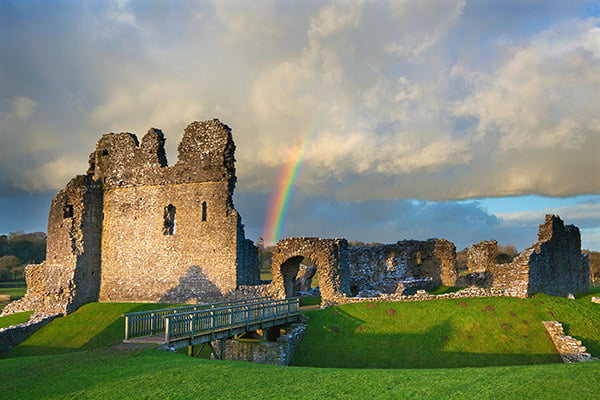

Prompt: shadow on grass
xmin=81 ymin=303 xmax=175 ymax=351
xmin=1 ymin=303 xmax=177 ymax=358
xmin=293 ymin=303 xmax=563 ymax=369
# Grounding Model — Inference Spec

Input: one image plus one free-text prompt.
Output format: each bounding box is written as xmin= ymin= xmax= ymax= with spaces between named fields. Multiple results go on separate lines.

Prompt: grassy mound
xmin=1 ymin=302 xmax=174 ymax=358
xmin=0 ymin=295 xmax=598 ymax=398
xmin=0 ymin=347 xmax=598 ymax=400
xmin=292 ymin=293 xmax=600 ymax=368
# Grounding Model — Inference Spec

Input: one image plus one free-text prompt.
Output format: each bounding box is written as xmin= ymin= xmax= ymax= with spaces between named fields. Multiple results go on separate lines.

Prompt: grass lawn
xmin=0 ymin=347 xmax=597 ymax=400
xmin=0 ymin=286 xmax=27 ymax=298
xmin=0 ymin=311 xmax=33 ymax=329
xmin=0 ymin=294 xmax=598 ymax=399
xmin=1 ymin=302 xmax=175 ymax=358
xmin=260 ymin=271 xmax=273 ymax=280
xmin=292 ymin=293 xmax=600 ymax=369
xmin=0 ymin=281 xmax=27 ymax=311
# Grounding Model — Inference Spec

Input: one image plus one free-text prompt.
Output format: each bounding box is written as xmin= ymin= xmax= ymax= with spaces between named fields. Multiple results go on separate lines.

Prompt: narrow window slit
xmin=163 ymin=204 xmax=176 ymax=235
xmin=63 ymin=204 xmax=74 ymax=218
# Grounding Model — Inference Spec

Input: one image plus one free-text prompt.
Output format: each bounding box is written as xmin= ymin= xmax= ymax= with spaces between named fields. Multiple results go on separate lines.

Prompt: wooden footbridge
xmin=123 ymin=297 xmax=301 ymax=350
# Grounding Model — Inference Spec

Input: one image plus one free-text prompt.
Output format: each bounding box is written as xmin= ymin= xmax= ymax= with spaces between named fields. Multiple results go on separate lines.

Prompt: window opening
xmin=202 ymin=201 xmax=207 ymax=222
xmin=63 ymin=204 xmax=74 ymax=218
xmin=163 ymin=204 xmax=176 ymax=235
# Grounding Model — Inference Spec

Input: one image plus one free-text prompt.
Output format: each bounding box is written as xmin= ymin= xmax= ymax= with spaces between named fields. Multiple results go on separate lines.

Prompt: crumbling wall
xmin=527 ymin=215 xmax=589 ymax=296
xmin=270 ymin=238 xmax=351 ymax=303
xmin=96 ymin=120 xmax=258 ymax=303
xmin=2 ymin=176 xmax=103 ymax=315
xmin=347 ymin=239 xmax=457 ymax=295
xmin=4 ymin=119 xmax=259 ymax=315
xmin=467 ymin=240 xmax=498 ymax=273
xmin=463 ymin=215 xmax=589 ymax=297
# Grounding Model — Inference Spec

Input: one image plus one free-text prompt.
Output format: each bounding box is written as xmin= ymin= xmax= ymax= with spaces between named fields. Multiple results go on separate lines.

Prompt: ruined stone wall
xmin=527 ymin=215 xmax=589 ymax=296
xmin=347 ymin=239 xmax=457 ymax=295
xmin=4 ymin=119 xmax=259 ymax=315
xmin=98 ymin=182 xmax=242 ymax=303
xmin=467 ymin=240 xmax=498 ymax=273
xmin=461 ymin=215 xmax=589 ymax=297
xmin=0 ymin=313 xmax=62 ymax=352
xmin=486 ymin=249 xmax=532 ymax=296
xmin=270 ymin=238 xmax=351 ymax=303
xmin=542 ymin=321 xmax=597 ymax=363
xmin=96 ymin=119 xmax=258 ymax=303
xmin=3 ymin=176 xmax=103 ymax=315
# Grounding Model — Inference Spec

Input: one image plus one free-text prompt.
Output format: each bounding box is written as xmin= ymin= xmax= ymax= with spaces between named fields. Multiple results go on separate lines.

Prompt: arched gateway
xmin=270 ymin=238 xmax=352 ymax=304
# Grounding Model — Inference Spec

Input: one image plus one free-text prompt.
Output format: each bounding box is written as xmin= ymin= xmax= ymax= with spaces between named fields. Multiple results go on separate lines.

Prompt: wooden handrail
xmin=163 ymin=297 xmax=300 ymax=346
xmin=124 ymin=296 xmax=273 ymax=339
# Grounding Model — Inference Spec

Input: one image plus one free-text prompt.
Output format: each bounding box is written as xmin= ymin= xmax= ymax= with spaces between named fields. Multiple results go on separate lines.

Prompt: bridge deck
xmin=124 ymin=297 xmax=301 ymax=350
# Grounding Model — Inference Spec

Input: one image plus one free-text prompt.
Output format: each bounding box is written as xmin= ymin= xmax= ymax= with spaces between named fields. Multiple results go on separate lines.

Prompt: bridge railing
xmin=164 ymin=297 xmax=300 ymax=344
xmin=124 ymin=296 xmax=272 ymax=340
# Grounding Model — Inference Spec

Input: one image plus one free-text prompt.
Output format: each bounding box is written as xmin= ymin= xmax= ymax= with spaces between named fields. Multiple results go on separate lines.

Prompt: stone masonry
xmin=348 ymin=239 xmax=457 ymax=295
xmin=542 ymin=321 xmax=597 ymax=363
xmin=467 ymin=240 xmax=498 ymax=273
xmin=458 ymin=215 xmax=589 ymax=297
xmin=3 ymin=119 xmax=259 ymax=316
xmin=269 ymin=215 xmax=587 ymax=305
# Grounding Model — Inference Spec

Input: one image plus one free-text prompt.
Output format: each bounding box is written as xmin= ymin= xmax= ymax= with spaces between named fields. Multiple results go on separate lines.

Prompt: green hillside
xmin=292 ymin=293 xmax=600 ymax=368
xmin=0 ymin=293 xmax=598 ymax=399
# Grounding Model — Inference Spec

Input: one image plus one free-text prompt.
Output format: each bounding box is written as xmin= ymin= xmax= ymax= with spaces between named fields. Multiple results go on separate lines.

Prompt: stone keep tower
xmin=5 ymin=119 xmax=259 ymax=315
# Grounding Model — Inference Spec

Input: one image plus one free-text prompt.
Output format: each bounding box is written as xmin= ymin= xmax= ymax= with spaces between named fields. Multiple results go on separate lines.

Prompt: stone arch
xmin=270 ymin=237 xmax=351 ymax=304
xmin=280 ymin=255 xmax=304 ymax=298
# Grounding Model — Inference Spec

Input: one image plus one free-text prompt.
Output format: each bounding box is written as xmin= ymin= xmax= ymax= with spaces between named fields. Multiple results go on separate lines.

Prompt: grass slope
xmin=0 ymin=347 xmax=598 ymax=400
xmin=293 ymin=293 xmax=600 ymax=368
xmin=1 ymin=302 xmax=174 ymax=358
xmin=0 ymin=311 xmax=33 ymax=329
xmin=0 ymin=295 xmax=598 ymax=399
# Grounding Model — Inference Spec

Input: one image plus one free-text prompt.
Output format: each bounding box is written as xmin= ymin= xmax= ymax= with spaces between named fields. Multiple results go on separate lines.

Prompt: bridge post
xmin=165 ymin=317 xmax=170 ymax=345
xmin=125 ymin=315 xmax=129 ymax=340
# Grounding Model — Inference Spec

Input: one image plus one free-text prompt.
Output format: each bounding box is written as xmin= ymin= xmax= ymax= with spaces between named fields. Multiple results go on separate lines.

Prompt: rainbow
xmin=263 ymin=124 xmax=316 ymax=246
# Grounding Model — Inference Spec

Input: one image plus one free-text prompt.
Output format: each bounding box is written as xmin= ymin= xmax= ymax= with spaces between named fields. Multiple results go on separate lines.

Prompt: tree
xmin=0 ymin=255 xmax=23 ymax=280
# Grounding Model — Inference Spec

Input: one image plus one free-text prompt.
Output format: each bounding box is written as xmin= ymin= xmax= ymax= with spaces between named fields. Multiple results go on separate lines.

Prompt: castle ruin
xmin=3 ymin=120 xmax=259 ymax=315
xmin=2 ymin=119 xmax=590 ymax=316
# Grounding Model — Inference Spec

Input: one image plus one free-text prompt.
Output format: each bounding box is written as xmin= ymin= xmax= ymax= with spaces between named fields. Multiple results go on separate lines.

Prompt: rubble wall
xmin=527 ymin=215 xmax=589 ymax=296
xmin=467 ymin=240 xmax=498 ymax=273
xmin=3 ymin=176 xmax=103 ymax=315
xmin=347 ymin=239 xmax=457 ymax=295
xmin=468 ymin=215 xmax=589 ymax=297
xmin=95 ymin=120 xmax=258 ymax=303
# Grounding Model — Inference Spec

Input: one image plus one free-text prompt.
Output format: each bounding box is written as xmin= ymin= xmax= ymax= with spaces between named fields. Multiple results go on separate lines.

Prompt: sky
xmin=0 ymin=0 xmax=599 ymax=251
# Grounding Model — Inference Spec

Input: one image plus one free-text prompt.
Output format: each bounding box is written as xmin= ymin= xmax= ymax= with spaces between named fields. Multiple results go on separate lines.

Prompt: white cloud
xmin=1 ymin=96 xmax=37 ymax=121
xmin=497 ymin=200 xmax=600 ymax=227
xmin=0 ymin=1 xmax=598 ymax=204
xmin=20 ymin=158 xmax=84 ymax=192
xmin=455 ymin=17 xmax=600 ymax=152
